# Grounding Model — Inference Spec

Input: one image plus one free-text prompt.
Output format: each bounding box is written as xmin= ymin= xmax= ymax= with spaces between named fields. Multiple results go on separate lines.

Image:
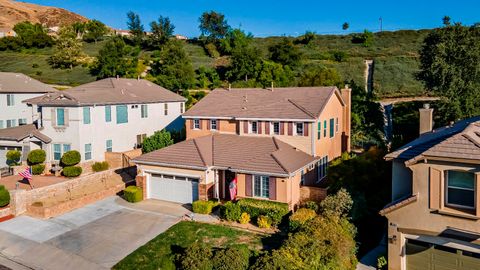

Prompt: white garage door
xmin=148 ymin=173 xmax=199 ymax=204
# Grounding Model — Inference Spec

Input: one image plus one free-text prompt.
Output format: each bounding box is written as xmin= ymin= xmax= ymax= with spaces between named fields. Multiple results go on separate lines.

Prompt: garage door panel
xmin=148 ymin=174 xmax=199 ymax=204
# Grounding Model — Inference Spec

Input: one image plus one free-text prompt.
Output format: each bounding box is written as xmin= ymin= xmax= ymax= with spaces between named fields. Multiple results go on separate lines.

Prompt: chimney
xmin=340 ymin=85 xmax=352 ymax=153
xmin=419 ymin=103 xmax=433 ymax=135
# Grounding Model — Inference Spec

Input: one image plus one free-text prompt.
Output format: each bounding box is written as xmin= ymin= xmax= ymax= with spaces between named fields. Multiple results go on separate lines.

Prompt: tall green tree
xmin=199 ymin=11 xmax=230 ymax=42
xmin=48 ymin=26 xmax=84 ymax=69
xmin=418 ymin=23 xmax=480 ymax=121
xmin=298 ymin=65 xmax=342 ymax=87
xmin=195 ymin=67 xmax=221 ymax=89
xmin=226 ymin=44 xmax=261 ymax=82
xmin=149 ymin=16 xmax=175 ymax=48
xmin=268 ymin=38 xmax=302 ymax=67
xmin=72 ymin=22 xmax=86 ymax=38
xmin=257 ymin=60 xmax=294 ymax=88
xmin=90 ymin=36 xmax=139 ymax=78
xmin=218 ymin=28 xmax=253 ymax=55
xmin=150 ymin=40 xmax=195 ymax=91
xmin=127 ymin=11 xmax=144 ymax=45
xmin=83 ymin=19 xmax=108 ymax=43
xmin=13 ymin=21 xmax=53 ymax=48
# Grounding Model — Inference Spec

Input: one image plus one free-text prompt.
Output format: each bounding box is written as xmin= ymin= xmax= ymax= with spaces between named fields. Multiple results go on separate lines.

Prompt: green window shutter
xmin=116 ymin=105 xmax=128 ymax=124
xmin=56 ymin=108 xmax=65 ymax=126
xmin=317 ymin=122 xmax=321 ymax=140
xmin=323 ymin=120 xmax=327 ymax=137
xmin=83 ymin=107 xmax=91 ymax=124
xmin=329 ymin=118 xmax=334 ymax=138
xmin=105 ymin=106 xmax=112 ymax=122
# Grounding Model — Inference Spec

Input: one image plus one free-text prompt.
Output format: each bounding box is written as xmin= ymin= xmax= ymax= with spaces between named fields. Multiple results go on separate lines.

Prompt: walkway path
xmin=356 ymin=235 xmax=387 ymax=270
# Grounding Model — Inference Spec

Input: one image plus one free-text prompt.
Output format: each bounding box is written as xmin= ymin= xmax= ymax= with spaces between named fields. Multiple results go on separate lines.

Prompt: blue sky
xmin=26 ymin=0 xmax=480 ymax=37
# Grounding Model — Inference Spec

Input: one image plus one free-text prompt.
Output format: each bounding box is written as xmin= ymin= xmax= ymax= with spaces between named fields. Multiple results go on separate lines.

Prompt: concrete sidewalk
xmin=356 ymin=235 xmax=387 ymax=270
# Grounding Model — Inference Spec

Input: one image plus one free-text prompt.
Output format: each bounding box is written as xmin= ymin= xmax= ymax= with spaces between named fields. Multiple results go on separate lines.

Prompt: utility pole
xmin=379 ymin=17 xmax=383 ymax=32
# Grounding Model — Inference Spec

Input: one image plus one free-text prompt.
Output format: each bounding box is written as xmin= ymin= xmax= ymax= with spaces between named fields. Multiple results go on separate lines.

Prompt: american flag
xmin=19 ymin=167 xmax=32 ymax=180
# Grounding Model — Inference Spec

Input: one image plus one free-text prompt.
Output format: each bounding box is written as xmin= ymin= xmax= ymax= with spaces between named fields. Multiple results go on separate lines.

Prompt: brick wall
xmin=199 ymin=183 xmax=214 ymax=200
xmin=136 ymin=175 xmax=147 ymax=199
xmin=299 ymin=186 xmax=327 ymax=203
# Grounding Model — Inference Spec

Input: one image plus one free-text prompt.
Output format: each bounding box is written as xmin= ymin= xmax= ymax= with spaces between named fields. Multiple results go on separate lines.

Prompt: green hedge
xmin=61 ymin=150 xmax=81 ymax=167
xmin=289 ymin=208 xmax=317 ymax=231
xmin=192 ymin=200 xmax=219 ymax=214
xmin=237 ymin=198 xmax=289 ymax=225
xmin=124 ymin=186 xmax=143 ymax=203
xmin=0 ymin=185 xmax=10 ymax=207
xmin=220 ymin=201 xmax=242 ymax=222
xmin=31 ymin=164 xmax=45 ymax=175
xmin=62 ymin=166 xmax=82 ymax=177
xmin=92 ymin=161 xmax=109 ymax=172
xmin=27 ymin=149 xmax=46 ymax=165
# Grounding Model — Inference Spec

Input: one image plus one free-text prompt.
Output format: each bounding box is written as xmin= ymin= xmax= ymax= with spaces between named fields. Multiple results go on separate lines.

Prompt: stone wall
xmin=299 ymin=186 xmax=327 ymax=203
xmin=9 ymin=169 xmax=121 ymax=216
xmin=0 ymin=206 xmax=12 ymax=220
xmin=105 ymin=149 xmax=142 ymax=169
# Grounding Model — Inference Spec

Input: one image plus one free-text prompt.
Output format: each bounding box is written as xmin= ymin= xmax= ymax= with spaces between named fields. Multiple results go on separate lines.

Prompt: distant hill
xmin=0 ymin=0 xmax=88 ymax=28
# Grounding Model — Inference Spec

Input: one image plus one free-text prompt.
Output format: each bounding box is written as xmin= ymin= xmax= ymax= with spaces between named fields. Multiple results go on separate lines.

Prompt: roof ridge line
xmin=192 ymin=138 xmax=207 ymax=167
xmin=270 ymin=151 xmax=289 ymax=174
xmin=462 ymin=133 xmax=480 ymax=149
xmin=287 ymin=98 xmax=316 ymax=119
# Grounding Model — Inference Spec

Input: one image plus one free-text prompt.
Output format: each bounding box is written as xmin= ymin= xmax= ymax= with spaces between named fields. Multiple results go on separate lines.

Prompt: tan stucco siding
xmin=138 ymin=164 xmax=207 ymax=183
xmin=315 ymin=93 xmax=345 ymax=159
xmin=186 ymin=119 xmax=238 ymax=139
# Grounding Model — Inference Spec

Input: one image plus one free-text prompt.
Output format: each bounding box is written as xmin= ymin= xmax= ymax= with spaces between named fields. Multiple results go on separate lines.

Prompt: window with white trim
xmin=211 ymin=119 xmax=217 ymax=130
xmin=6 ymin=119 xmax=16 ymax=128
xmin=106 ymin=139 xmax=113 ymax=152
xmin=56 ymin=108 xmax=65 ymax=126
xmin=273 ymin=122 xmax=280 ymax=135
xmin=18 ymin=118 xmax=27 ymax=125
xmin=53 ymin=143 xmax=71 ymax=160
xmin=164 ymin=103 xmax=168 ymax=115
xmin=193 ymin=119 xmax=200 ymax=129
xmin=251 ymin=121 xmax=258 ymax=134
xmin=85 ymin=143 xmax=92 ymax=160
xmin=296 ymin=122 xmax=304 ymax=136
xmin=6 ymin=94 xmax=14 ymax=106
xmin=254 ymin=175 xmax=269 ymax=198
xmin=445 ymin=170 xmax=475 ymax=209
xmin=141 ymin=104 xmax=148 ymax=118
xmin=317 ymin=156 xmax=329 ymax=182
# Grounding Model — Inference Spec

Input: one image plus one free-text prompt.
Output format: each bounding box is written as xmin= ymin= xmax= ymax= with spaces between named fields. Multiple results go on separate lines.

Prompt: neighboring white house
xmin=0 ymin=72 xmax=56 ymax=130
xmin=21 ymin=78 xmax=185 ymax=163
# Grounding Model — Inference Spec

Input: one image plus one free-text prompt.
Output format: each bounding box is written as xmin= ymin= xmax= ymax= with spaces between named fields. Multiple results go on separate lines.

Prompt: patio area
xmin=0 ymin=175 xmax=68 ymax=190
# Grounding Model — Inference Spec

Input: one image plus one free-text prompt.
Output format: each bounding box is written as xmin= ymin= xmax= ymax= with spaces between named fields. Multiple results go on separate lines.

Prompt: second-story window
xmin=296 ymin=122 xmax=304 ymax=136
xmin=445 ymin=170 xmax=475 ymax=209
xmin=251 ymin=121 xmax=258 ymax=134
xmin=323 ymin=120 xmax=327 ymax=137
xmin=116 ymin=105 xmax=128 ymax=124
xmin=193 ymin=119 xmax=200 ymax=129
xmin=83 ymin=107 xmax=91 ymax=124
xmin=141 ymin=104 xmax=148 ymax=118
xmin=180 ymin=103 xmax=184 ymax=113
xmin=211 ymin=119 xmax=217 ymax=130
xmin=329 ymin=118 xmax=334 ymax=138
xmin=56 ymin=108 xmax=65 ymax=126
xmin=317 ymin=122 xmax=321 ymax=140
xmin=105 ymin=106 xmax=112 ymax=122
xmin=6 ymin=94 xmax=14 ymax=106
xmin=164 ymin=103 xmax=168 ymax=116
xmin=273 ymin=122 xmax=280 ymax=135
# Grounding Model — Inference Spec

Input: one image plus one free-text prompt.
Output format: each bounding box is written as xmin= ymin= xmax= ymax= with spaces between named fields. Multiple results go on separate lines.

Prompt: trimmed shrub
xmin=179 ymin=242 xmax=213 ymax=270
xmin=237 ymin=198 xmax=289 ymax=225
xmin=303 ymin=201 xmax=319 ymax=212
xmin=31 ymin=164 xmax=45 ymax=175
xmin=239 ymin=212 xmax=250 ymax=224
xmin=377 ymin=255 xmax=387 ymax=270
xmin=289 ymin=208 xmax=317 ymax=231
xmin=61 ymin=150 xmax=81 ymax=167
xmin=124 ymin=186 xmax=143 ymax=203
xmin=220 ymin=201 xmax=242 ymax=222
xmin=212 ymin=246 xmax=250 ymax=270
xmin=0 ymin=185 xmax=10 ymax=207
xmin=192 ymin=200 xmax=218 ymax=214
xmin=257 ymin=215 xmax=272 ymax=229
xmin=27 ymin=149 xmax=46 ymax=165
xmin=6 ymin=150 xmax=21 ymax=165
xmin=62 ymin=166 xmax=82 ymax=177
xmin=91 ymin=161 xmax=109 ymax=172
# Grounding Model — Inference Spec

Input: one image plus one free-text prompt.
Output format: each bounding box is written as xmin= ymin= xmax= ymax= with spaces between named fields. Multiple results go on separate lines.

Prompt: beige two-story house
xmin=382 ymin=107 xmax=480 ymax=270
xmin=133 ymin=86 xmax=351 ymax=208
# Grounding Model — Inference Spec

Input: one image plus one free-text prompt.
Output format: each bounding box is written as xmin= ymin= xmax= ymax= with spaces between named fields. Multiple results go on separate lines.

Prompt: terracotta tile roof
xmin=134 ymin=134 xmax=319 ymax=176
xmin=385 ymin=116 xmax=480 ymax=164
xmin=379 ymin=194 xmax=418 ymax=216
xmin=24 ymin=78 xmax=185 ymax=106
xmin=0 ymin=72 xmax=56 ymax=93
xmin=182 ymin=87 xmax=342 ymax=120
xmin=0 ymin=124 xmax=51 ymax=143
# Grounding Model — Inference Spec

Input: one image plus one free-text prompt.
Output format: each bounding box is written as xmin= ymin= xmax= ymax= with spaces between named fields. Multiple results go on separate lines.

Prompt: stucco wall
xmin=314 ymin=93 xmax=345 ymax=159
xmin=0 ymin=93 xmax=43 ymax=129
xmin=392 ymin=160 xmax=413 ymax=201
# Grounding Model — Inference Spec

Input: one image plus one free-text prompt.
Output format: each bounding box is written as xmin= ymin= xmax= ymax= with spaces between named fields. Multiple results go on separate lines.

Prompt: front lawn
xmin=113 ymin=221 xmax=265 ymax=270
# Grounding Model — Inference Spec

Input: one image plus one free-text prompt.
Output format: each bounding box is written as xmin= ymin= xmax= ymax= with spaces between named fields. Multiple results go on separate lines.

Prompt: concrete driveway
xmin=0 ymin=197 xmax=188 ymax=270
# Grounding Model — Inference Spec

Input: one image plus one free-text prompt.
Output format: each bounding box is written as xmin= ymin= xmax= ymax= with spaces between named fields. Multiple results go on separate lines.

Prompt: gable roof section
xmin=0 ymin=124 xmax=51 ymax=143
xmin=0 ymin=72 xmax=56 ymax=93
xmin=24 ymin=78 xmax=185 ymax=106
xmin=182 ymin=87 xmax=342 ymax=121
xmin=134 ymin=134 xmax=319 ymax=176
xmin=385 ymin=116 xmax=480 ymax=165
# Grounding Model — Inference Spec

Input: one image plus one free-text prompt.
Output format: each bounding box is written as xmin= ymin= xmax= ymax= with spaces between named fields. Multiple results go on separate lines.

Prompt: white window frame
xmin=6 ymin=119 xmax=16 ymax=128
xmin=141 ymin=104 xmax=148 ymax=118
xmin=6 ymin=94 xmax=14 ymax=106
xmin=85 ymin=143 xmax=92 ymax=160
xmin=193 ymin=119 xmax=200 ymax=129
xmin=253 ymin=175 xmax=269 ymax=198
xmin=296 ymin=122 xmax=304 ymax=136
xmin=53 ymin=143 xmax=71 ymax=161
xmin=211 ymin=119 xmax=218 ymax=130
xmin=251 ymin=121 xmax=258 ymax=134
xmin=106 ymin=139 xmax=113 ymax=152
xmin=56 ymin=108 xmax=65 ymax=127
xmin=18 ymin=118 xmax=27 ymax=125
xmin=445 ymin=170 xmax=476 ymax=210
xmin=273 ymin=122 xmax=280 ymax=135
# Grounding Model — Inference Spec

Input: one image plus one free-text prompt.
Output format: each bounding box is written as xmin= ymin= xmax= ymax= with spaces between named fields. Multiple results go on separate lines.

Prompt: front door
xmin=224 ymin=170 xmax=236 ymax=201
